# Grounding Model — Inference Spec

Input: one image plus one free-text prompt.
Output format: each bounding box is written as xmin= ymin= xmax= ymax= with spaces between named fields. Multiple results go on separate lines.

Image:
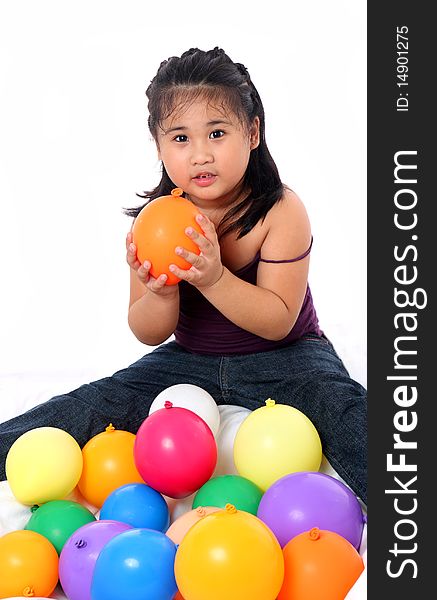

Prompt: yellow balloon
xmin=175 ymin=504 xmax=284 ymax=600
xmin=233 ymin=399 xmax=322 ymax=491
xmin=6 ymin=427 xmax=83 ymax=505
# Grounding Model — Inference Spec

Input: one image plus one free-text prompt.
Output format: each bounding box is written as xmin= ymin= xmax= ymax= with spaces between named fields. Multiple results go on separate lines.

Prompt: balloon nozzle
xmin=309 ymin=527 xmax=321 ymax=541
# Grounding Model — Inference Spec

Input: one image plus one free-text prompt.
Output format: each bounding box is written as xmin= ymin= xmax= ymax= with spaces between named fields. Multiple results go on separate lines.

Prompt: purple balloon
xmin=59 ymin=520 xmax=133 ymax=600
xmin=257 ymin=471 xmax=365 ymax=549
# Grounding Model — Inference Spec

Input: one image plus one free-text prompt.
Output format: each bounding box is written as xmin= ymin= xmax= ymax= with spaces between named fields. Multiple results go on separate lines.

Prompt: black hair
xmin=124 ymin=47 xmax=285 ymax=239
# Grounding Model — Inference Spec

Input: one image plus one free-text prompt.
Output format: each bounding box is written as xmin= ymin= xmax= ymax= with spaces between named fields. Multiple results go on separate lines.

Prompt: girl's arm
xmin=126 ymin=232 xmax=180 ymax=345
xmin=170 ymin=191 xmax=311 ymax=341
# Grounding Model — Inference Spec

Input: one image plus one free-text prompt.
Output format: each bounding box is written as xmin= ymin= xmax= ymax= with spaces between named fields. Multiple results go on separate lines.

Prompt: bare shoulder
xmin=261 ymin=187 xmax=312 ymax=259
xmin=266 ymin=187 xmax=310 ymax=229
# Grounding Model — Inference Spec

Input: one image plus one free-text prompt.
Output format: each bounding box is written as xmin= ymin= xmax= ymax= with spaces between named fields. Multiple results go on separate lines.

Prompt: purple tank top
xmin=174 ymin=251 xmax=322 ymax=356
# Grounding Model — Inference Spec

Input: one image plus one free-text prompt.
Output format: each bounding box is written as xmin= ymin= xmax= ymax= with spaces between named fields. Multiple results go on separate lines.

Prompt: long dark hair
xmin=125 ymin=47 xmax=285 ymax=239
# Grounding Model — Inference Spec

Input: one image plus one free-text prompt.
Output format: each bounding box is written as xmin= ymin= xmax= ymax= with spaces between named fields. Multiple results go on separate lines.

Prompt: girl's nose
xmin=190 ymin=142 xmax=213 ymax=165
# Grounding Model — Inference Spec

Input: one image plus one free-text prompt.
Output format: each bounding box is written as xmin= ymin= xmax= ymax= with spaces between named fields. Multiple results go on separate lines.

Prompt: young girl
xmin=0 ymin=47 xmax=367 ymax=504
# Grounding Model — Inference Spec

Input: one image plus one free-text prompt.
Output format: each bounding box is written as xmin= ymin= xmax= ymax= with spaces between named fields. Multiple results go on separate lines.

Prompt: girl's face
xmin=156 ymin=99 xmax=259 ymax=208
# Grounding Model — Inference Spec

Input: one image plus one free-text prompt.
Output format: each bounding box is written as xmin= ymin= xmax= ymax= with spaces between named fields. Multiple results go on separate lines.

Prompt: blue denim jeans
xmin=0 ymin=335 xmax=367 ymax=503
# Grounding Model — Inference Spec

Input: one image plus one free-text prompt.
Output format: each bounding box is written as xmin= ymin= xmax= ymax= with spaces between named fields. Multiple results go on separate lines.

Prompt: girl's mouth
xmin=192 ymin=173 xmax=217 ymax=187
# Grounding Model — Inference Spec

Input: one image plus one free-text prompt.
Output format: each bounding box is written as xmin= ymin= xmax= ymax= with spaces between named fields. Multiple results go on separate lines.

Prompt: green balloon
xmin=25 ymin=499 xmax=96 ymax=554
xmin=192 ymin=475 xmax=263 ymax=515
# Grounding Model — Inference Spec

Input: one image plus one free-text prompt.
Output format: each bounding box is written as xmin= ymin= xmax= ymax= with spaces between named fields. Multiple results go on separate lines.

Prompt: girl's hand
xmin=126 ymin=232 xmax=176 ymax=296
xmin=169 ymin=214 xmax=224 ymax=290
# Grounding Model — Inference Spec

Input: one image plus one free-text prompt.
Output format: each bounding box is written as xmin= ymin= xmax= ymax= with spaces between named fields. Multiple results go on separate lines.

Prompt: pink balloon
xmin=59 ymin=520 xmax=132 ymax=600
xmin=166 ymin=506 xmax=221 ymax=545
xmin=134 ymin=403 xmax=217 ymax=499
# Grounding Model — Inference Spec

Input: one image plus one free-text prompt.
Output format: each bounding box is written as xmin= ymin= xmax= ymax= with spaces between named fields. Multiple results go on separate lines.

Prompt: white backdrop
xmin=0 ymin=0 xmax=366 ymax=388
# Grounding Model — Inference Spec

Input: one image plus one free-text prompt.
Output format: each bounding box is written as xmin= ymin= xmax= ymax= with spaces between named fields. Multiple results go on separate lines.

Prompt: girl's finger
xmin=149 ymin=273 xmax=168 ymax=291
xmin=169 ymin=263 xmax=194 ymax=282
xmin=175 ymin=246 xmax=202 ymax=268
xmin=126 ymin=243 xmax=142 ymax=270
xmin=196 ymin=213 xmax=216 ymax=238
xmin=184 ymin=226 xmax=211 ymax=253
xmin=126 ymin=253 xmax=140 ymax=269
xmin=137 ymin=261 xmax=151 ymax=280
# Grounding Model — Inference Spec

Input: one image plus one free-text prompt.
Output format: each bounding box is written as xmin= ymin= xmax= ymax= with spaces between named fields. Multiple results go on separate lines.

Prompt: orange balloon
xmin=0 ymin=530 xmax=59 ymax=599
xmin=77 ymin=424 xmax=144 ymax=508
xmin=278 ymin=527 xmax=364 ymax=600
xmin=173 ymin=593 xmax=185 ymax=600
xmin=132 ymin=187 xmax=203 ymax=285
xmin=166 ymin=506 xmax=221 ymax=545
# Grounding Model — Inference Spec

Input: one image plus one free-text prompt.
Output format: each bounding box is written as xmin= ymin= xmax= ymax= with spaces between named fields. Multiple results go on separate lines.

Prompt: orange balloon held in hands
xmin=0 ymin=530 xmax=59 ymax=599
xmin=277 ymin=527 xmax=364 ymax=600
xmin=78 ymin=424 xmax=144 ymax=509
xmin=132 ymin=187 xmax=203 ymax=285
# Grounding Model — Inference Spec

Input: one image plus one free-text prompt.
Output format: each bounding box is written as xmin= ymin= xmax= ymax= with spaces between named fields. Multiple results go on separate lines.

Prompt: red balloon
xmin=132 ymin=187 xmax=203 ymax=285
xmin=134 ymin=403 xmax=217 ymax=499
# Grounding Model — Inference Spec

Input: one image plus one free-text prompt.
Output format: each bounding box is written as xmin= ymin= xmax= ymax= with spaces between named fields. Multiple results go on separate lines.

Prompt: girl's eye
xmin=174 ymin=134 xmax=188 ymax=143
xmin=209 ymin=130 xmax=225 ymax=139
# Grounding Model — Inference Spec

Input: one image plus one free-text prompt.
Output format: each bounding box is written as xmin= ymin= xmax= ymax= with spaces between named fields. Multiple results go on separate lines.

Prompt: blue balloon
xmin=91 ymin=528 xmax=177 ymax=600
xmin=100 ymin=483 xmax=170 ymax=531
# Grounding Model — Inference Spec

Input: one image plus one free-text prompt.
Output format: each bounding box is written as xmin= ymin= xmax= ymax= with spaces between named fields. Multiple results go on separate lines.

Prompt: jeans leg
xmin=0 ymin=342 xmax=222 ymax=481
xmin=225 ymin=337 xmax=368 ymax=504
xmin=1 ymin=337 xmax=367 ymax=502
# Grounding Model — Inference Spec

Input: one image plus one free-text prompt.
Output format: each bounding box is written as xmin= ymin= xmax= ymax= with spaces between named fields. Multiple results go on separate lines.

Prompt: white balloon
xmin=213 ymin=405 xmax=252 ymax=477
xmin=149 ymin=383 xmax=220 ymax=437
xmin=164 ymin=492 xmax=197 ymax=524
